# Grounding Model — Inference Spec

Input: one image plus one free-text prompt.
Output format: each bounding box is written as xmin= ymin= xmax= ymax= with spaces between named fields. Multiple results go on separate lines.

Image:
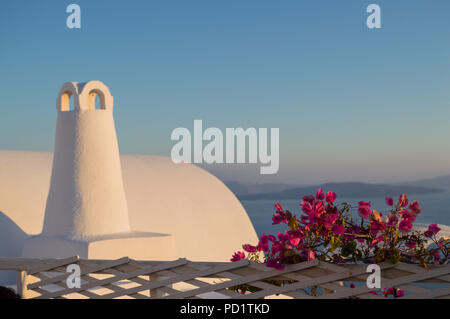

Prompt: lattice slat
xmin=0 ymin=257 xmax=448 ymax=299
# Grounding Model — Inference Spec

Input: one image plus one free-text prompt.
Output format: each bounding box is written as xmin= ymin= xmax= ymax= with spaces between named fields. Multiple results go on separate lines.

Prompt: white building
xmin=0 ymin=81 xmax=258 ymax=283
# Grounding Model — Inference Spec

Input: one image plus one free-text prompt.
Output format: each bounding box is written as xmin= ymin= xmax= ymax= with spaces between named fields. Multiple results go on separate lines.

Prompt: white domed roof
xmin=0 ymin=150 xmax=258 ymax=262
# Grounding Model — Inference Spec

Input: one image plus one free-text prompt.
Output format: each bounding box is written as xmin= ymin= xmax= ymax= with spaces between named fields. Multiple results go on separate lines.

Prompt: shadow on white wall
xmin=0 ymin=212 xmax=28 ymax=284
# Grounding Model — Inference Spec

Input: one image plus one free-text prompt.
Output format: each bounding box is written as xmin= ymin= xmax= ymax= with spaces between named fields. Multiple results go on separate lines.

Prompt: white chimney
xmin=23 ymin=81 xmax=176 ymax=261
xmin=42 ymin=81 xmax=131 ymax=239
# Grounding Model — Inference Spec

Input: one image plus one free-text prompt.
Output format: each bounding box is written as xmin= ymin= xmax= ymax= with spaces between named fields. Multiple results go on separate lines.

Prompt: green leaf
xmin=389 ymin=248 xmax=401 ymax=264
xmin=288 ymin=217 xmax=299 ymax=231
xmin=330 ymin=236 xmax=341 ymax=252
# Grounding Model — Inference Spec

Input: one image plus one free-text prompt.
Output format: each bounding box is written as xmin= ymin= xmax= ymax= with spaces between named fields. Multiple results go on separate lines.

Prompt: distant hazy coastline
xmin=226 ymin=175 xmax=450 ymax=201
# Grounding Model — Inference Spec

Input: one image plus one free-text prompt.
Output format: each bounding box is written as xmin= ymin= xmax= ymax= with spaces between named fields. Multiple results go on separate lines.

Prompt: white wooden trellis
xmin=0 ymin=257 xmax=448 ymax=299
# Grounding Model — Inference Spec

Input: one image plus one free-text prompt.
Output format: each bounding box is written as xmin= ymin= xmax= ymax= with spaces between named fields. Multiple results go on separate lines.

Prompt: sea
xmin=241 ymin=190 xmax=450 ymax=237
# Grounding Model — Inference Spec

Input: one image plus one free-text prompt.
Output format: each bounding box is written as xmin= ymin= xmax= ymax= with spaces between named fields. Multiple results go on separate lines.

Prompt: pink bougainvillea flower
xmin=385 ymin=196 xmax=394 ymax=206
xmin=272 ymin=202 xmax=288 ymax=225
xmin=425 ymin=224 xmax=441 ymax=237
xmin=398 ymin=194 xmax=409 ymax=207
xmin=329 ymin=213 xmax=339 ymax=224
xmin=326 ymin=191 xmax=337 ymax=204
xmin=358 ymin=207 xmax=371 ymax=219
xmin=288 ymin=237 xmax=300 ymax=246
xmin=230 ymin=251 xmax=245 ymax=262
xmin=306 ymin=249 xmax=316 ymax=261
xmin=359 ymin=201 xmax=371 ymax=207
xmin=350 ymin=283 xmax=356 ymax=288
xmin=324 ymin=214 xmax=339 ymax=230
xmin=384 ymin=287 xmax=405 ymax=298
xmin=277 ymin=231 xmax=289 ymax=243
xmin=242 ymin=244 xmax=257 ymax=253
xmin=369 ymin=239 xmax=378 ymax=248
xmin=358 ymin=201 xmax=371 ymax=219
xmin=271 ymin=241 xmax=284 ymax=255
xmin=369 ymin=290 xmax=379 ymax=296
xmin=287 ymin=230 xmax=304 ymax=247
xmin=405 ymin=240 xmax=417 ymax=249
xmin=396 ymin=289 xmax=405 ymax=298
xmin=314 ymin=201 xmax=326 ymax=215
xmin=300 ymin=200 xmax=312 ymax=214
xmin=327 ymin=204 xmax=338 ymax=214
xmin=257 ymin=234 xmax=275 ymax=252
xmin=387 ymin=213 xmax=399 ymax=227
xmin=370 ymin=210 xmax=383 ymax=223
xmin=399 ymin=219 xmax=413 ymax=232
xmin=266 ymin=258 xmax=284 ymax=270
xmin=409 ymin=200 xmax=422 ymax=216
xmin=316 ymin=188 xmax=325 ymax=200
xmin=332 ymin=224 xmax=345 ymax=235
xmin=275 ymin=202 xmax=283 ymax=212
xmin=399 ymin=210 xmax=416 ymax=223
xmin=272 ymin=211 xmax=287 ymax=225
xmin=432 ymin=250 xmax=441 ymax=264
xmin=369 ymin=220 xmax=382 ymax=236
xmin=302 ymin=195 xmax=315 ymax=204
xmin=370 ymin=234 xmax=385 ymax=248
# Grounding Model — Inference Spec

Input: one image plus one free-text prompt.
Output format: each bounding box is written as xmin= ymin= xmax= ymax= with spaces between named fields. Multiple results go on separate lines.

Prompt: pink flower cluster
xmin=349 ymin=283 xmax=405 ymax=298
xmin=231 ymin=189 xmax=449 ymax=272
xmin=382 ymin=286 xmax=405 ymax=298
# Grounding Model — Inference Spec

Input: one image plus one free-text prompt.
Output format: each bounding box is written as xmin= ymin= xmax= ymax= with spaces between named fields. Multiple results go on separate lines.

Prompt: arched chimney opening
xmin=87 ymin=89 xmax=106 ymax=110
xmin=60 ymin=91 xmax=75 ymax=112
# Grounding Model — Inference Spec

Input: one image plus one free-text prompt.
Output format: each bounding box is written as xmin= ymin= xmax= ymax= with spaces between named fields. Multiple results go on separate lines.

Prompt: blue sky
xmin=1 ymin=1 xmax=449 ymax=184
